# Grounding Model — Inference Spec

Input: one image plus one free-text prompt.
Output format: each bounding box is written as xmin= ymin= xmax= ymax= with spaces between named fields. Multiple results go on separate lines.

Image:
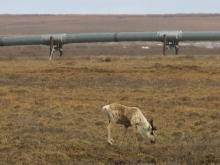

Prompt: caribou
xmin=102 ymin=103 xmax=157 ymax=145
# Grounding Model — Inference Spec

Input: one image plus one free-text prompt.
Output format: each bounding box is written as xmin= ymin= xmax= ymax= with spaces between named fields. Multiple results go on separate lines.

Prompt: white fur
xmin=102 ymin=105 xmax=110 ymax=111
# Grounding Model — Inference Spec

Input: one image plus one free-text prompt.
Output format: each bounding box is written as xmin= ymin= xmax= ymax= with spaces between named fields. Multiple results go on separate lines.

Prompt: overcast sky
xmin=1 ymin=0 xmax=220 ymax=14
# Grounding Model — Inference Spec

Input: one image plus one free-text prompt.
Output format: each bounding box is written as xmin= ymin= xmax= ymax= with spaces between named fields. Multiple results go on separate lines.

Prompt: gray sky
xmin=1 ymin=0 xmax=220 ymax=14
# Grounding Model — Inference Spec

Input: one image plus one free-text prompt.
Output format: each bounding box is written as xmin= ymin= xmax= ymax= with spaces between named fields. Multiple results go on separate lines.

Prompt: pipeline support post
xmin=175 ymin=41 xmax=179 ymax=55
xmin=49 ymin=36 xmax=54 ymax=60
xmin=59 ymin=44 xmax=63 ymax=57
xmin=49 ymin=36 xmax=63 ymax=60
xmin=163 ymin=34 xmax=167 ymax=55
xmin=163 ymin=35 xmax=179 ymax=55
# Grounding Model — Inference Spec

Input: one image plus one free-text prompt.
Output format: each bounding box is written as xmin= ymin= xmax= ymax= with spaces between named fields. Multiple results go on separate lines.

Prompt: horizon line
xmin=0 ymin=13 xmax=220 ymax=16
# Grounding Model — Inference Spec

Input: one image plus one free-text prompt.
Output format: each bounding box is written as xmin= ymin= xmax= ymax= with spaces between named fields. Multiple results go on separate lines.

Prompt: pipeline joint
xmin=113 ymin=33 xmax=119 ymax=42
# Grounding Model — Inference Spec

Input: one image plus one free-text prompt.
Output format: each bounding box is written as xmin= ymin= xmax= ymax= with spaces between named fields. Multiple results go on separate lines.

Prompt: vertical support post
xmin=49 ymin=37 xmax=54 ymax=60
xmin=59 ymin=44 xmax=63 ymax=57
xmin=50 ymin=37 xmax=54 ymax=55
xmin=175 ymin=41 xmax=179 ymax=55
xmin=163 ymin=34 xmax=167 ymax=56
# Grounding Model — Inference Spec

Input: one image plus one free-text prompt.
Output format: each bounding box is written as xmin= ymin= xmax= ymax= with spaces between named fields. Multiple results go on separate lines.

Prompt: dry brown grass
xmin=1 ymin=54 xmax=220 ymax=164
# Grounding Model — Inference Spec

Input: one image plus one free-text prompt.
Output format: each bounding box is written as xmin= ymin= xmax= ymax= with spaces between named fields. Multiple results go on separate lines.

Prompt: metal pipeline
xmin=1 ymin=31 xmax=220 ymax=46
xmin=181 ymin=31 xmax=220 ymax=41
xmin=1 ymin=31 xmax=220 ymax=57
xmin=1 ymin=36 xmax=43 ymax=46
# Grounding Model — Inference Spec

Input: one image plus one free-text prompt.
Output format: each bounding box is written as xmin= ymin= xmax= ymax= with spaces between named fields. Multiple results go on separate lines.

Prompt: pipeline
xmin=1 ymin=31 xmax=220 ymax=58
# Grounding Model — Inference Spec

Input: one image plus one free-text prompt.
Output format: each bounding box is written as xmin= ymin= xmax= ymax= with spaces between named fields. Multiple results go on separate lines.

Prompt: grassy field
xmin=1 ymin=13 xmax=220 ymax=164
xmin=1 ymin=54 xmax=220 ymax=164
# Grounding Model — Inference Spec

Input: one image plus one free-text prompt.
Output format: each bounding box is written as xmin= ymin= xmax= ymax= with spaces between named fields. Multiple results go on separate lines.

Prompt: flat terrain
xmin=1 ymin=14 xmax=220 ymax=36
xmin=1 ymin=14 xmax=220 ymax=164
xmin=1 ymin=55 xmax=220 ymax=164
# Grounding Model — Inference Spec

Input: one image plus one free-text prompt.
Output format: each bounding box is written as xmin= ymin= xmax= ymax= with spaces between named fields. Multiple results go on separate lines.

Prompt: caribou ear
xmin=149 ymin=119 xmax=154 ymax=127
xmin=149 ymin=119 xmax=157 ymax=131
